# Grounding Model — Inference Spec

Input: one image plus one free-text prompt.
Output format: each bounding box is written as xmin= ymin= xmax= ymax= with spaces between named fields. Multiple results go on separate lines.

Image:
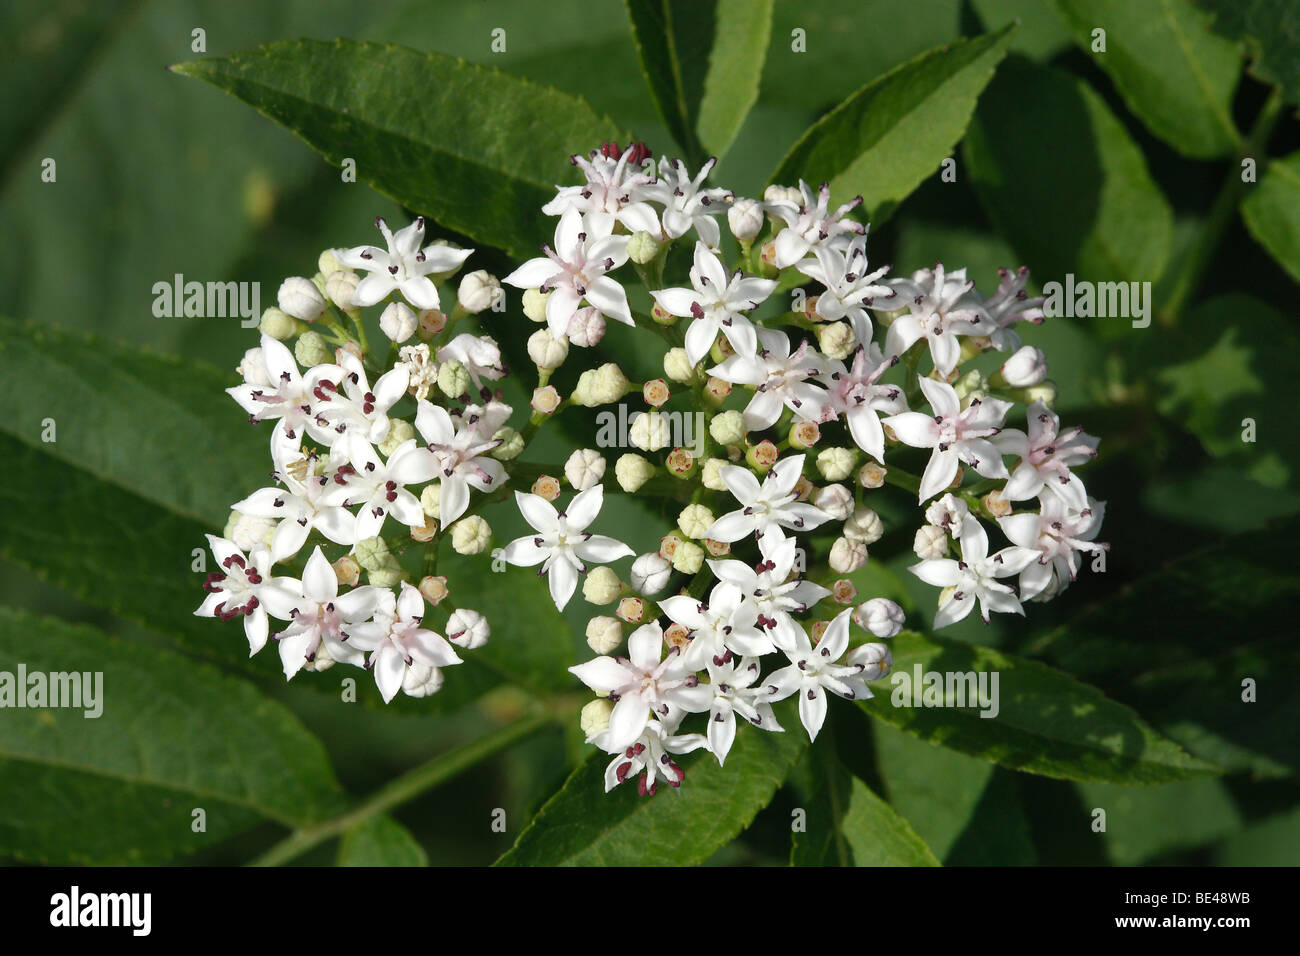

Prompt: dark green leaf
xmin=862 ymin=630 xmax=1219 ymax=783
xmin=1196 ymin=0 xmax=1300 ymax=103
xmin=1242 ymin=152 xmax=1300 ymax=283
xmin=174 ymin=39 xmax=626 ymax=259
xmin=1053 ymin=0 xmax=1241 ymax=158
xmin=769 ymin=26 xmax=1015 ymax=221
xmin=338 ymin=814 xmax=428 ymax=866
xmin=964 ymin=56 xmax=1174 ymax=285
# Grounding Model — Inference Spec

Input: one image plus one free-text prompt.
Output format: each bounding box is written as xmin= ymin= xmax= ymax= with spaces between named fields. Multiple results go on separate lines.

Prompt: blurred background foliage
xmin=0 ymin=0 xmax=1297 ymax=865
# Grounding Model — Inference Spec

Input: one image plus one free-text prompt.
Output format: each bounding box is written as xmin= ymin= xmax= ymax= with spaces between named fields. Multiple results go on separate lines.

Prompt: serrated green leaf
xmin=173 ymin=39 xmax=626 ymax=260
xmin=496 ymin=715 xmax=806 ymax=865
xmin=1242 ymin=152 xmax=1300 ymax=283
xmin=769 ymin=26 xmax=1015 ymax=222
xmin=862 ymin=631 xmax=1219 ymax=784
xmin=1053 ymin=0 xmax=1241 ymax=158
xmin=0 ymin=606 xmax=345 ymax=863
xmin=964 ymin=56 xmax=1173 ymax=285
xmin=338 ymin=813 xmax=427 ymax=866
xmin=1196 ymin=0 xmax=1300 ymax=104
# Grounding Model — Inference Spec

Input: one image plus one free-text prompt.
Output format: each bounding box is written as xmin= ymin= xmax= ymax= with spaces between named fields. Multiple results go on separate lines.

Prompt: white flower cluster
xmin=197 ymin=216 xmax=517 ymax=702
xmin=498 ymin=142 xmax=1107 ymax=795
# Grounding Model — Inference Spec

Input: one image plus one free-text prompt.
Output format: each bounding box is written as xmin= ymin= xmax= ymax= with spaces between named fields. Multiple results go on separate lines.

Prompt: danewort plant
xmin=199 ymin=141 xmax=1107 ymax=795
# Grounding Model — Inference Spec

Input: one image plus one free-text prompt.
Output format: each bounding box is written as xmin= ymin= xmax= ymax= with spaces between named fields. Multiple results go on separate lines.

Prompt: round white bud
xmin=812 ymin=483 xmax=853 ymax=521
xmin=458 ymin=270 xmax=502 ymax=314
xmin=854 ymin=598 xmax=905 ymax=639
xmin=829 ymin=537 xmax=869 ymax=573
xmin=527 ymin=327 xmax=569 ymax=369
xmin=379 ymin=301 xmax=418 ymax=343
xmin=728 ymin=197 xmax=765 ymax=241
xmin=629 ymin=553 xmax=671 ymax=595
xmin=446 ymin=607 xmax=490 ymax=648
xmin=585 ymin=616 xmax=623 ymax=654
xmin=277 ymin=276 xmax=326 ymax=321
xmin=564 ymin=448 xmax=606 ymax=491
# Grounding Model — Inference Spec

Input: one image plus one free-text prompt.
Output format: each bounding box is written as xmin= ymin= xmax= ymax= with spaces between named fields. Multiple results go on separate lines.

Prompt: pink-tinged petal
xmin=962 ymin=438 xmax=1010 ymax=479
xmin=997 ymin=513 xmax=1042 ymax=550
xmin=373 ymin=645 xmax=406 ymax=703
xmin=708 ymin=709 xmax=738 ymax=766
xmin=504 ymin=255 xmax=560 ymax=290
xmin=918 ymin=448 xmax=960 ymax=502
xmin=548 ymin=557 xmax=579 ymax=610
xmin=933 ymin=591 xmax=974 ymax=630
xmin=570 ymin=656 xmax=635 ymax=693
xmin=627 ymin=623 xmax=665 ymax=671
xmin=545 ymin=284 xmax=581 ymax=331
xmin=684 ymin=314 xmax=720 ymax=366
xmin=463 ymin=457 xmax=504 ymax=492
xmin=564 ymin=484 xmax=604 ymax=531
xmin=302 ymin=547 xmax=338 ymax=603
xmin=585 ymin=275 xmax=633 ymax=326
xmin=1001 ymin=461 xmax=1043 ymax=502
xmin=651 ymin=286 xmax=700 ymax=318
xmin=928 ymin=329 xmax=961 ymax=377
xmin=606 ymin=693 xmax=650 ymax=750
xmin=910 ymin=558 xmax=961 ymax=588
xmin=916 ymin=376 xmax=960 ymax=418
xmin=574 ymin=534 xmax=633 ymax=564
xmin=500 ymin=536 xmax=549 ymax=567
xmin=799 ymin=685 xmax=829 ymax=741
xmin=353 ymin=273 xmax=398 ymax=308
xmin=883 ymin=411 xmax=939 ymax=449
xmin=437 ymin=475 xmax=470 ymax=527
xmin=706 ymin=510 xmax=758 ymax=542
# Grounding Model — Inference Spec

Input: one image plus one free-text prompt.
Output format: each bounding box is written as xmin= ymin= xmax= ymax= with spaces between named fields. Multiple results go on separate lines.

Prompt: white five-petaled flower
xmin=983 ymin=266 xmax=1046 ymax=352
xmin=412 ymin=399 xmax=503 ymax=527
xmin=767 ymin=180 xmax=866 ymax=268
xmin=503 ymin=208 xmax=632 ymax=337
xmin=273 ymin=546 xmax=383 ymax=679
xmin=314 ymin=348 xmax=408 ymax=445
xmin=642 ymin=156 xmax=733 ymax=249
xmin=708 ymin=532 xmax=830 ymax=630
xmin=651 ymin=241 xmax=775 ymax=365
xmin=321 ymin=434 xmax=434 ymax=541
xmin=884 ymin=265 xmax=995 ymax=377
xmin=795 ymin=232 xmax=896 ymax=346
xmin=227 ymin=335 xmax=343 ymax=448
xmin=570 ymin=621 xmax=713 ymax=752
xmin=500 ymin=485 xmax=634 ymax=611
xmin=194 ymin=535 xmax=299 ymax=655
xmin=760 ymin=608 xmax=871 ymax=740
xmin=347 ymin=582 xmax=462 ymax=703
xmin=543 ymin=144 xmax=660 ymax=237
xmin=910 ymin=516 xmax=1038 ymax=628
xmin=710 ymin=328 xmax=830 ymax=431
xmin=999 ymin=495 xmax=1107 ymax=602
xmin=820 ymin=345 xmax=907 ymax=462
xmin=883 ymin=376 xmax=1012 ymax=502
xmin=706 ymin=454 xmax=830 ymax=544
xmin=592 ymin=718 xmax=709 ymax=795
xmin=702 ymin=653 xmax=783 ymax=764
xmin=659 ymin=581 xmax=772 ymax=670
xmin=337 ymin=216 xmax=473 ymax=310
xmin=996 ymin=400 xmax=1099 ymax=512
xmin=233 ymin=440 xmax=357 ymax=563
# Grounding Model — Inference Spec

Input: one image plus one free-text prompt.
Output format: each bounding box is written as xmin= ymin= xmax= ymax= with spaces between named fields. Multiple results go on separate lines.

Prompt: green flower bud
xmin=627 ymin=231 xmax=660 ymax=265
xmin=259 ymin=307 xmax=299 ymax=341
xmin=490 ymin=426 xmax=524 ymax=461
xmin=437 ymin=359 xmax=470 ymax=399
xmin=294 ymin=330 xmax=332 ymax=368
xmin=378 ymin=418 xmax=416 ymax=457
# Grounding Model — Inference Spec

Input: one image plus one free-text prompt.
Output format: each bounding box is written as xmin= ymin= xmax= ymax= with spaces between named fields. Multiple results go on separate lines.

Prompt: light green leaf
xmin=0 ymin=606 xmax=345 ymax=863
xmin=964 ymin=56 xmax=1173 ymax=285
xmin=769 ymin=26 xmax=1015 ymax=222
xmin=338 ymin=814 xmax=428 ymax=866
xmin=1196 ymin=0 xmax=1300 ymax=104
xmin=1076 ymin=778 xmax=1241 ymax=864
xmin=496 ymin=713 xmax=806 ymax=865
xmin=862 ymin=631 xmax=1220 ymax=784
xmin=972 ymin=0 xmax=1074 ymax=59
xmin=1242 ymin=152 xmax=1300 ymax=283
xmin=174 ymin=39 xmax=626 ymax=259
xmin=1053 ymin=0 xmax=1241 ymax=158
xmin=840 ymin=777 xmax=942 ymax=866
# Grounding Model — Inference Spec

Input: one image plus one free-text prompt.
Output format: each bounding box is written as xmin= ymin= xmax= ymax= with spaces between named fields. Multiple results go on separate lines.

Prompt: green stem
xmin=1157 ymin=87 xmax=1283 ymax=326
xmin=249 ymin=711 xmax=556 ymax=867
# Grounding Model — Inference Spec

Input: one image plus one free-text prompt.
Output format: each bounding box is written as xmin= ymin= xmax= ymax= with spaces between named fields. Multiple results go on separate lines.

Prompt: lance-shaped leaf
xmin=1242 ymin=152 xmax=1300 ymax=283
xmin=861 ymin=631 xmax=1219 ymax=784
xmin=496 ymin=713 xmax=806 ymax=866
xmin=625 ymin=0 xmax=774 ymax=161
xmin=0 ymin=607 xmax=345 ymax=864
xmin=338 ymin=814 xmax=428 ymax=866
xmin=769 ymin=25 xmax=1015 ymax=222
xmin=1053 ymin=0 xmax=1241 ymax=159
xmin=173 ymin=39 xmax=626 ymax=260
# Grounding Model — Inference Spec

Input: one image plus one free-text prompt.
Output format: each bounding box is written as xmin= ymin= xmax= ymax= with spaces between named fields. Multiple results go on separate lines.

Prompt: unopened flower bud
xmin=378 ymin=418 xmax=415 ymax=457
xmin=586 ymin=616 xmax=622 ymax=656
xmin=318 ymin=249 xmax=343 ymax=278
xmin=325 ymin=270 xmax=360 ymax=311
xmin=225 ymin=511 xmax=275 ymax=553
xmin=790 ymin=420 xmax=820 ymax=449
xmin=677 ymin=504 xmax=715 ymax=540
xmin=859 ymin=462 xmax=887 ymax=489
xmin=294 ymin=330 xmax=332 ymax=368
xmin=615 ymin=454 xmax=655 ymax=492
xmin=844 ymin=507 xmax=884 ymax=544
xmin=1000 ymin=345 xmax=1047 ymax=387
xmin=564 ymin=448 xmax=606 ymax=490
xmin=451 ymin=515 xmax=492 ymax=555
xmin=793 ymin=474 xmax=815 ymax=501
xmin=1024 ymin=380 xmax=1058 ymax=408
xmin=527 ymin=328 xmax=568 ymax=369
xmin=914 ymin=524 xmax=948 ymax=559
xmin=954 ymin=369 xmax=989 ymax=405
xmin=409 ymin=519 xmax=437 ymax=543
xmin=419 ymin=483 xmax=441 ymax=520
xmin=829 ymin=537 xmax=868 ymax=573
xmin=458 ymin=270 xmax=502 ymax=314
xmin=353 ymin=536 xmax=392 ymax=572
xmin=566 ymin=307 xmax=606 ymax=347
xmin=832 ymin=578 xmax=858 ymax=604
xmin=278 ymin=276 xmax=326 ymax=322
xmin=848 ymin=641 xmax=893 ymax=680
xmin=530 ymin=384 xmax=561 ymax=415
xmin=728 ymin=197 xmax=764 ymax=241
xmin=581 ymin=697 xmax=614 ymax=736
xmin=417 ymin=308 xmax=447 ymax=340
xmin=925 ymin=493 xmax=969 ymax=535
xmin=589 ymin=363 xmax=631 ymax=405
xmin=437 ymin=359 xmax=470 ymax=398
xmin=817 ymin=321 xmax=856 ymax=360
xmin=402 ymin=664 xmax=443 ymax=697
xmin=810 ymin=619 xmax=831 ymax=643
xmin=671 ymin=540 xmax=705 ymax=574
xmin=583 ymin=566 xmax=623 ymax=605
xmin=701 ymin=457 xmax=728 ymax=491
xmin=630 ymin=553 xmax=671 ymax=595
xmin=531 ymin=475 xmax=561 ymax=500
xmin=704 ymin=376 xmax=732 ymax=404
xmin=418 ymin=575 xmax=450 ymax=605
xmin=259 ymin=307 xmax=298 ymax=340
xmin=813 ymin=483 xmax=853 ymax=521
xmin=658 ymin=532 xmax=683 ymax=561
xmin=643 ymin=379 xmax=670 ymax=407
xmin=617 ymin=596 xmax=646 ymax=623
xmin=663 ymin=347 xmax=694 ymax=383
xmin=709 ymin=410 xmax=745 ymax=446
xmin=522 ymin=288 xmax=550 ymax=323
xmin=490 ymin=426 xmax=524 ymax=460
xmin=630 ymin=411 xmax=672 ymax=451
xmin=817 ymin=446 xmax=856 ymax=481
xmin=764 ymin=184 xmax=800 ymax=206
xmin=447 ymin=607 xmax=490 ymax=648
xmin=627 ymin=231 xmax=660 ymax=265
xmin=369 ymin=565 xmax=406 ymax=588
xmin=854 ymin=598 xmax=905 ymax=639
